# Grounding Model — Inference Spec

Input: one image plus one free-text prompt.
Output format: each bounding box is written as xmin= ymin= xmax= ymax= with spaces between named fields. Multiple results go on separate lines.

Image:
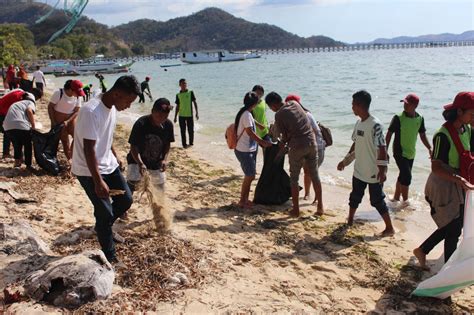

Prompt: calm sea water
xmin=47 ymin=46 xmax=474 ymax=199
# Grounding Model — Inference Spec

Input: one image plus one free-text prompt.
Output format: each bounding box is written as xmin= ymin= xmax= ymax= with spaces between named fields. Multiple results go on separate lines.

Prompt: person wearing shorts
xmin=386 ymin=93 xmax=431 ymax=203
xmin=234 ymin=92 xmax=271 ymax=208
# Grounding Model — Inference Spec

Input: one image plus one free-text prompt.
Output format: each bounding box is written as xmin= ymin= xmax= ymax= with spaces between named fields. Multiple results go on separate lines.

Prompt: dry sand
xmin=0 ymin=92 xmax=473 ymax=313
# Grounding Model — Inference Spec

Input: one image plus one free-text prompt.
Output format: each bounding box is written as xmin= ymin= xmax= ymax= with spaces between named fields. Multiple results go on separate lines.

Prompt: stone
xmin=0 ymin=221 xmax=51 ymax=256
xmin=24 ymin=250 xmax=115 ymax=308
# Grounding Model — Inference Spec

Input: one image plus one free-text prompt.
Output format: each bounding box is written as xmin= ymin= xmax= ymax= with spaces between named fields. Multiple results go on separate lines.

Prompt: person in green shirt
xmin=386 ymin=93 xmax=432 ymax=204
xmin=174 ymin=78 xmax=199 ymax=148
xmin=251 ymin=85 xmax=270 ymax=142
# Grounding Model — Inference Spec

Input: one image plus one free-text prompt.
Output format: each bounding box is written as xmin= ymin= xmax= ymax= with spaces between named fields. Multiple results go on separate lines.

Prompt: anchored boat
xmin=180 ymin=50 xmax=247 ymax=64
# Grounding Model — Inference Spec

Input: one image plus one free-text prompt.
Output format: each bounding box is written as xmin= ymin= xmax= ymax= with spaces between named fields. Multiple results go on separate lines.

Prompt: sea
xmin=47 ymin=46 xmax=473 ymax=233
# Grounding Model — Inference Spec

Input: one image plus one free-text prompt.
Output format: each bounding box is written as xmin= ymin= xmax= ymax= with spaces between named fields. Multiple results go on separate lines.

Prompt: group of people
xmin=232 ymin=87 xmax=474 ymax=270
xmin=2 ymin=64 xmax=46 ymax=93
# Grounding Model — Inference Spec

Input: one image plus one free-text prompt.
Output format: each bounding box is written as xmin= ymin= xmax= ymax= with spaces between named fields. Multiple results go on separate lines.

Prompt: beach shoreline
xmin=0 ymin=87 xmax=472 ymax=313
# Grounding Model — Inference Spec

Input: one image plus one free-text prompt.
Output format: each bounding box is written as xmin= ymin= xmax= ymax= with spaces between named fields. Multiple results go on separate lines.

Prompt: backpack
xmin=317 ymin=121 xmax=332 ymax=147
xmin=444 ymin=122 xmax=474 ymax=184
xmin=225 ymin=123 xmax=245 ymax=149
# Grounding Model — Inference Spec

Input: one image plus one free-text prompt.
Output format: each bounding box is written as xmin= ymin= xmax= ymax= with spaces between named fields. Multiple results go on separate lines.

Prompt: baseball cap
xmin=443 ymin=92 xmax=474 ymax=111
xmin=285 ymin=94 xmax=301 ymax=104
xmin=400 ymin=93 xmax=419 ymax=106
xmin=146 ymin=76 xmax=151 ymax=81
xmin=70 ymin=80 xmax=85 ymax=97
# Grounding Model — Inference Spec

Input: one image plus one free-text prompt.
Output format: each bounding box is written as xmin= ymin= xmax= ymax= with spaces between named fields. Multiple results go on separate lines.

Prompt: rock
xmin=0 ymin=221 xmax=51 ymax=256
xmin=24 ymin=250 xmax=114 ymax=308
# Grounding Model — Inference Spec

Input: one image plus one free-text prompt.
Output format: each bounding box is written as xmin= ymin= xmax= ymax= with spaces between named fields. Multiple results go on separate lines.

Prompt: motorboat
xmin=180 ymin=50 xmax=246 ymax=64
xmin=40 ymin=57 xmax=134 ymax=75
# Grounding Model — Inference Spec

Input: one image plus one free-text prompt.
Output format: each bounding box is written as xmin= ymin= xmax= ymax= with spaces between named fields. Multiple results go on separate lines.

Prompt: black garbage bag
xmin=254 ymin=143 xmax=291 ymax=205
xmin=32 ymin=124 xmax=64 ymax=176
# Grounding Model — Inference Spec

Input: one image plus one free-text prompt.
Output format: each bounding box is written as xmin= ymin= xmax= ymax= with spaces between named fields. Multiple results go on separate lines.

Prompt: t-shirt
xmin=274 ymin=101 xmax=315 ymax=150
xmin=388 ymin=112 xmax=426 ymax=160
xmin=32 ymin=70 xmax=45 ymax=85
xmin=351 ymin=115 xmax=386 ymax=184
xmin=306 ymin=112 xmax=325 ymax=152
xmin=432 ymin=125 xmax=474 ymax=169
xmin=3 ymin=100 xmax=35 ymax=131
xmin=175 ymin=90 xmax=196 ymax=117
xmin=141 ymin=81 xmax=150 ymax=93
xmin=126 ymin=115 xmax=175 ymax=170
xmin=50 ymin=89 xmax=82 ymax=115
xmin=251 ymin=99 xmax=269 ymax=138
xmin=236 ymin=110 xmax=257 ymax=152
xmin=0 ymin=89 xmax=25 ymax=116
xmin=72 ymin=97 xmax=118 ymax=176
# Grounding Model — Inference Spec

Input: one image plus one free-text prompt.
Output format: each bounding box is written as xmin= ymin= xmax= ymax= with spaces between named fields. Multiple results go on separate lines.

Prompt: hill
xmin=370 ymin=30 xmax=474 ymax=44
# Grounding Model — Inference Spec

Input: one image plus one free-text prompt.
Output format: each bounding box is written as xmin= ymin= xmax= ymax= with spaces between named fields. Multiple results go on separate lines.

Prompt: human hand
xmin=95 ymin=179 xmax=109 ymax=198
xmin=117 ymin=159 xmax=124 ymax=171
xmin=337 ymin=161 xmax=345 ymax=171
xmin=377 ymin=169 xmax=387 ymax=183
xmin=456 ymin=175 xmax=474 ymax=191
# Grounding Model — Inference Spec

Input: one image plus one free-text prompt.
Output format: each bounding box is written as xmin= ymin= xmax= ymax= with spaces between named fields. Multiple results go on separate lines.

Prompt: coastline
xmin=0 ymin=89 xmax=473 ymax=312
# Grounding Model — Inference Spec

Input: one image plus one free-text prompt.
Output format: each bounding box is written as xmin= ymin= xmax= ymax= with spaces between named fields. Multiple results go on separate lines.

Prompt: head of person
xmin=234 ymin=91 xmax=260 ymax=130
xmin=285 ymin=94 xmax=310 ymax=112
xmin=151 ymin=98 xmax=173 ymax=125
xmin=442 ymin=92 xmax=474 ymax=125
xmin=95 ymin=73 xmax=100 ymax=79
xmin=401 ymin=93 xmax=419 ymax=113
xmin=252 ymin=85 xmax=264 ymax=100
xmin=108 ymin=75 xmax=141 ymax=111
xmin=36 ymin=65 xmax=40 ymax=71
xmin=265 ymin=92 xmax=284 ymax=112
xmin=179 ymin=78 xmax=187 ymax=90
xmin=29 ymin=88 xmax=43 ymax=101
xmin=352 ymin=90 xmax=371 ymax=116
xmin=146 ymin=76 xmax=151 ymax=82
xmin=64 ymin=80 xmax=86 ymax=98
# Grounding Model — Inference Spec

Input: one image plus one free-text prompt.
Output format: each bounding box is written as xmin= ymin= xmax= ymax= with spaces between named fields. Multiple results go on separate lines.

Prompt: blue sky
xmin=47 ymin=0 xmax=474 ymax=43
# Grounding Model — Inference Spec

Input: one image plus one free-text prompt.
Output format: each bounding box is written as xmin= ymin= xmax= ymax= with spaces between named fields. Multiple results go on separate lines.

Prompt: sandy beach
xmin=0 ymin=92 xmax=473 ymax=313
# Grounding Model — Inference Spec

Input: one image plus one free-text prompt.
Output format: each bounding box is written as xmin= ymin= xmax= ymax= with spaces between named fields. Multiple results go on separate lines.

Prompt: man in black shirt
xmin=138 ymin=77 xmax=153 ymax=103
xmin=127 ymin=98 xmax=174 ymax=190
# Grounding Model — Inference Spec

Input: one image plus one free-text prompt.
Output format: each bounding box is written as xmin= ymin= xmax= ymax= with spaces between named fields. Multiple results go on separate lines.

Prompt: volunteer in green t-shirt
xmin=251 ymin=85 xmax=270 ymax=141
xmin=174 ymin=78 xmax=198 ymax=148
xmin=386 ymin=93 xmax=432 ymax=204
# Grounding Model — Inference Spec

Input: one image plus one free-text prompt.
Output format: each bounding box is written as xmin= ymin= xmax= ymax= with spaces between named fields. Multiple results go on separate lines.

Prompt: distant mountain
xmin=112 ymin=8 xmax=345 ymax=51
xmin=369 ymin=31 xmax=474 ymax=44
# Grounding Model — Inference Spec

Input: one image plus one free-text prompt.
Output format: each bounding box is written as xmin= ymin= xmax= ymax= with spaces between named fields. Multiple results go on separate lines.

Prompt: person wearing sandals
xmin=234 ymin=91 xmax=271 ymax=208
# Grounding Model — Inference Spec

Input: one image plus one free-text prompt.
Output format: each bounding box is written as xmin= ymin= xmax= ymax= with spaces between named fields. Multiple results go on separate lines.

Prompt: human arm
xmin=48 ymin=102 xmax=56 ymax=124
xmin=161 ymin=142 xmax=171 ymax=171
xmin=420 ymin=133 xmax=432 ymax=158
xmin=192 ymin=92 xmax=198 ymax=120
xmin=385 ymin=130 xmax=393 ymax=151
xmin=432 ymin=160 xmax=474 ymax=190
xmin=245 ymin=127 xmax=271 ymax=147
xmin=174 ymin=95 xmax=180 ymax=123
xmin=111 ymin=144 xmax=123 ymax=170
xmin=130 ymin=144 xmax=147 ymax=175
xmin=84 ymin=139 xmax=109 ymax=198
xmin=337 ymin=143 xmax=355 ymax=171
xmin=26 ymin=107 xmax=35 ymax=130
xmin=376 ymin=145 xmax=388 ymax=183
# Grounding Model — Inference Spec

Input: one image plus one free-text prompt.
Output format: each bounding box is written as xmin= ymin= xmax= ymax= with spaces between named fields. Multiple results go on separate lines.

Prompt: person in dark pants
xmin=413 ymin=92 xmax=474 ymax=270
xmin=72 ymin=75 xmax=141 ymax=265
xmin=174 ymin=78 xmax=198 ymax=148
xmin=138 ymin=76 xmax=152 ymax=103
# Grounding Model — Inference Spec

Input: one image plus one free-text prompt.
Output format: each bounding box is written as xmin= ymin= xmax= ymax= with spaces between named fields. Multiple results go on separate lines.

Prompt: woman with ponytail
xmin=234 ymin=91 xmax=272 ymax=208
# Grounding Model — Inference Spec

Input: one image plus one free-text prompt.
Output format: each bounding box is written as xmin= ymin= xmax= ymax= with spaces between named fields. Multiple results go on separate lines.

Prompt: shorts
xmin=349 ymin=176 xmax=388 ymax=215
xmin=394 ymin=155 xmax=414 ymax=186
xmin=288 ymin=145 xmax=319 ymax=187
xmin=234 ymin=150 xmax=257 ymax=177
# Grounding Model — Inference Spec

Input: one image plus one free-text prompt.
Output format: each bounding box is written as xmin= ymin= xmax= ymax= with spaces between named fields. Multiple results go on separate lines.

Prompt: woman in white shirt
xmin=47 ymin=79 xmax=85 ymax=161
xmin=234 ymin=92 xmax=271 ymax=208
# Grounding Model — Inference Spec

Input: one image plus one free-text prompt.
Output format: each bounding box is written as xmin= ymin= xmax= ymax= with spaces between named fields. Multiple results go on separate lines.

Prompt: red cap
xmin=285 ymin=94 xmax=301 ymax=104
xmin=400 ymin=93 xmax=419 ymax=106
xmin=146 ymin=76 xmax=151 ymax=81
xmin=444 ymin=92 xmax=474 ymax=111
xmin=71 ymin=80 xmax=85 ymax=97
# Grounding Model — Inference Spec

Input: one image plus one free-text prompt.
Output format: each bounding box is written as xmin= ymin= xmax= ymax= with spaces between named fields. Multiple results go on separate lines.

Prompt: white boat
xmin=245 ymin=51 xmax=262 ymax=59
xmin=40 ymin=57 xmax=133 ymax=75
xmin=180 ymin=50 xmax=246 ymax=64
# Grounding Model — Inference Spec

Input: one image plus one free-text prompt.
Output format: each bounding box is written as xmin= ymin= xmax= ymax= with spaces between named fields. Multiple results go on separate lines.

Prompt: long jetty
xmin=106 ymin=40 xmax=474 ymax=62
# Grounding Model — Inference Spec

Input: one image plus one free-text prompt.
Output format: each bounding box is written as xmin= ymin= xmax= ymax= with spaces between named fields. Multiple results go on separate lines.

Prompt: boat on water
xmin=244 ymin=51 xmax=262 ymax=59
xmin=41 ymin=56 xmax=134 ymax=75
xmin=180 ymin=50 xmax=247 ymax=64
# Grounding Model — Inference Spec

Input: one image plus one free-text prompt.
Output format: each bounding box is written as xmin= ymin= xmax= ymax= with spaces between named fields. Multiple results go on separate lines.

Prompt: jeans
xmin=77 ymin=167 xmax=133 ymax=261
xmin=349 ymin=176 xmax=388 ymax=215
xmin=6 ymin=129 xmax=32 ymax=166
xmin=179 ymin=116 xmax=194 ymax=147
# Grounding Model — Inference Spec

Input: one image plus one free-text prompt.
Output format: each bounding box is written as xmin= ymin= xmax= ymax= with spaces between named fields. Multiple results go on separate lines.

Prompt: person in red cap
xmin=413 ymin=92 xmax=474 ymax=270
xmin=47 ymin=79 xmax=85 ymax=161
xmin=138 ymin=76 xmax=152 ymax=103
xmin=385 ymin=93 xmax=432 ymax=205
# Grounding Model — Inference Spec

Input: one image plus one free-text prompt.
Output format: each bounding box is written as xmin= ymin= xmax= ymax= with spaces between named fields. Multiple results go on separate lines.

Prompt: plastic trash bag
xmin=412 ymin=190 xmax=474 ymax=298
xmin=32 ymin=124 xmax=64 ymax=176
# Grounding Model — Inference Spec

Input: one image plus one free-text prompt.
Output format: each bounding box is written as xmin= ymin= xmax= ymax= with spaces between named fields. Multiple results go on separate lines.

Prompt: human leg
xmin=368 ymin=182 xmax=394 ymax=235
xmin=22 ymin=130 xmax=32 ymax=167
xmin=303 ymin=164 xmax=311 ymax=199
xmin=235 ymin=150 xmax=257 ymax=207
xmin=304 ymin=146 xmax=323 ymax=214
xmin=348 ymin=176 xmax=367 ymax=225
xmin=443 ymin=208 xmax=464 ymax=262
xmin=0 ymin=115 xmax=11 ymax=157
xmin=187 ymin=117 xmax=194 ymax=146
xmin=7 ymin=130 xmax=23 ymax=167
xmin=288 ymin=147 xmax=306 ymax=217
xmin=178 ymin=116 xmax=187 ymax=147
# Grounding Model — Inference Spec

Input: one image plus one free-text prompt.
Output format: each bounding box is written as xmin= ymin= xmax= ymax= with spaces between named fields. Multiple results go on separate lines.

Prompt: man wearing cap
xmin=48 ymin=79 xmax=85 ymax=161
xmin=126 ymin=98 xmax=174 ymax=191
xmin=386 ymin=93 xmax=432 ymax=204
xmin=138 ymin=76 xmax=153 ymax=103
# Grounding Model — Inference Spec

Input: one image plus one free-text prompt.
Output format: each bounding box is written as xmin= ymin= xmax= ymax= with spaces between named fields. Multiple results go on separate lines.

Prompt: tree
xmin=131 ymin=43 xmax=145 ymax=55
xmin=51 ymin=38 xmax=73 ymax=58
xmin=0 ymin=34 xmax=26 ymax=66
xmin=97 ymin=45 xmax=108 ymax=56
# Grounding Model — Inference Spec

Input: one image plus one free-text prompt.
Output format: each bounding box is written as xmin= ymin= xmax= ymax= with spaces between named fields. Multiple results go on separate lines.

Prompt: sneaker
xmin=109 ymin=257 xmax=127 ymax=270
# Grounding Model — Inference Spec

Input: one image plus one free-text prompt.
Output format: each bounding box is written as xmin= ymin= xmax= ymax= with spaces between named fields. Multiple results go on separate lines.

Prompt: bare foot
xmin=245 ymin=200 xmax=254 ymax=207
xmin=347 ymin=217 xmax=354 ymax=226
xmin=237 ymin=201 xmax=252 ymax=209
xmin=303 ymin=195 xmax=309 ymax=200
xmin=289 ymin=209 xmax=300 ymax=217
xmin=380 ymin=228 xmax=395 ymax=237
xmin=413 ymin=247 xmax=430 ymax=270
xmin=315 ymin=208 xmax=324 ymax=216
xmin=311 ymin=199 xmax=317 ymax=205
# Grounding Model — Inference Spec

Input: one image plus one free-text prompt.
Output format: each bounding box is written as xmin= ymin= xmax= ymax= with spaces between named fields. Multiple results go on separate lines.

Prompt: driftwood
xmin=24 ymin=250 xmax=114 ymax=308
xmin=0 ymin=221 xmax=51 ymax=256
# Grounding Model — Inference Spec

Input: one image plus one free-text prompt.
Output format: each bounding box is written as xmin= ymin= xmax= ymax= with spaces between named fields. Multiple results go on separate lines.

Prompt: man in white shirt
xmin=48 ymin=79 xmax=84 ymax=161
xmin=31 ymin=66 xmax=46 ymax=92
xmin=72 ymin=75 xmax=141 ymax=264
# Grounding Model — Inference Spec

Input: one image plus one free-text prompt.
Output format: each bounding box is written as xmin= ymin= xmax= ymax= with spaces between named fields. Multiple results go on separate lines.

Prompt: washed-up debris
xmin=24 ymin=250 xmax=114 ymax=308
xmin=0 ymin=221 xmax=51 ymax=256
xmin=0 ymin=182 xmax=36 ymax=203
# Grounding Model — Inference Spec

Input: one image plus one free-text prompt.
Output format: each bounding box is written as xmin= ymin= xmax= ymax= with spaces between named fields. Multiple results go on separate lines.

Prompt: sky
xmin=41 ymin=0 xmax=473 ymax=43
